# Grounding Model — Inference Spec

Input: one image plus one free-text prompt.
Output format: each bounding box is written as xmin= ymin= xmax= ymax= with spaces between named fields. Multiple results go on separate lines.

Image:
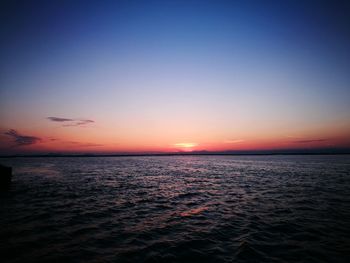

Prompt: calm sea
xmin=1 ymin=155 xmax=350 ymax=262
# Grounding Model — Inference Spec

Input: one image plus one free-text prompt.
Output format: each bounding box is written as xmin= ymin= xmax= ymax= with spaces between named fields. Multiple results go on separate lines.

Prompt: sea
xmin=0 ymin=155 xmax=349 ymax=262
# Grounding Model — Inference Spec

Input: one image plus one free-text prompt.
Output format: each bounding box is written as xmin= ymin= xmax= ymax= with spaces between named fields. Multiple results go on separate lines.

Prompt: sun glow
xmin=173 ymin=142 xmax=198 ymax=151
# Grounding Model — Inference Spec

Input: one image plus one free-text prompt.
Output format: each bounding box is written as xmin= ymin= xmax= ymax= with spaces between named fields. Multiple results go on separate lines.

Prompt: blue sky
xmin=0 ymin=0 xmax=350 ymax=153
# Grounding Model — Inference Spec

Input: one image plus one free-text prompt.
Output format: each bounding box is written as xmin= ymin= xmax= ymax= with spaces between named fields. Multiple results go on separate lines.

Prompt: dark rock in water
xmin=0 ymin=164 xmax=12 ymax=188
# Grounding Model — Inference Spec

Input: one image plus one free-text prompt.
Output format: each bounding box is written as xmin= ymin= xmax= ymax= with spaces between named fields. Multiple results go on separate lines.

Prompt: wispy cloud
xmin=73 ymin=119 xmax=94 ymax=126
xmin=293 ymin=139 xmax=327 ymax=143
xmin=47 ymin=117 xmax=74 ymax=122
xmin=4 ymin=129 xmax=41 ymax=146
xmin=47 ymin=138 xmax=103 ymax=147
xmin=47 ymin=117 xmax=95 ymax=127
xmin=66 ymin=141 xmax=103 ymax=147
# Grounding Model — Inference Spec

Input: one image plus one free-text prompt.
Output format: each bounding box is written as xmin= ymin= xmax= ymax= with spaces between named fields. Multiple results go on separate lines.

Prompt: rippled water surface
xmin=1 ymin=155 xmax=350 ymax=262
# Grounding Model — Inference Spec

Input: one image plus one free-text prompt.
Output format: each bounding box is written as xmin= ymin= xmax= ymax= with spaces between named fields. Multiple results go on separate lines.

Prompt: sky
xmin=0 ymin=0 xmax=350 ymax=154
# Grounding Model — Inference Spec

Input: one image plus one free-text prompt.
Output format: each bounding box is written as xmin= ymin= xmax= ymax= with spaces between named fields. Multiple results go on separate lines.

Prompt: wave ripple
xmin=1 ymin=155 xmax=350 ymax=262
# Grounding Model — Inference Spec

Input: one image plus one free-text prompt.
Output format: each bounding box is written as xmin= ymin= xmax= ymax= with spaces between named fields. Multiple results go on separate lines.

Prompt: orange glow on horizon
xmin=1 ymin=121 xmax=350 ymax=154
xmin=173 ymin=142 xmax=198 ymax=152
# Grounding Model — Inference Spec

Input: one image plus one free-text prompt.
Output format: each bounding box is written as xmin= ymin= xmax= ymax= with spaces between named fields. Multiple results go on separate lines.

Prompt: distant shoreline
xmin=1 ymin=152 xmax=349 ymax=158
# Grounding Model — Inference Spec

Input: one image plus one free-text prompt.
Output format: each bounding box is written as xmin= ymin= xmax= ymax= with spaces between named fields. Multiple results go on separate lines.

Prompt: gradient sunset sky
xmin=1 ymin=0 xmax=350 ymax=154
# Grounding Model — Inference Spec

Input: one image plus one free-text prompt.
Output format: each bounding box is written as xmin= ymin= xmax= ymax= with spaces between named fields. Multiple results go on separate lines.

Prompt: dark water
xmin=1 ymin=155 xmax=350 ymax=263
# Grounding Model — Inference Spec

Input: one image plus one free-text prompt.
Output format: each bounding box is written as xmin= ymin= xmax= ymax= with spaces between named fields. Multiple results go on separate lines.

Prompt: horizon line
xmin=1 ymin=150 xmax=350 ymax=158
